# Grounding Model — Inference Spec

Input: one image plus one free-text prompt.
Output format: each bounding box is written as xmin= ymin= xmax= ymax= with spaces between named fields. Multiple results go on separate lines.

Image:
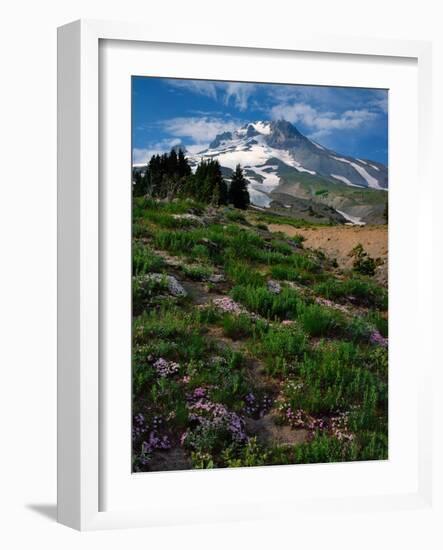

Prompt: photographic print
xmin=132 ymin=77 xmax=388 ymax=472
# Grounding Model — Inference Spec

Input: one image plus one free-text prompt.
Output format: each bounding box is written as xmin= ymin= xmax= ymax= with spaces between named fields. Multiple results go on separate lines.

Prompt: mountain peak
xmin=269 ymin=119 xmax=302 ymax=138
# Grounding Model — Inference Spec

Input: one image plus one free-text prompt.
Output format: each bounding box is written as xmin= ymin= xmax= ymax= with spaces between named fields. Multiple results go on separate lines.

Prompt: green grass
xmin=133 ymin=243 xmax=165 ymax=275
xmin=281 ymin=341 xmax=387 ymax=425
xmin=314 ymin=277 xmax=388 ymax=310
xmin=252 ymin=211 xmax=331 ymax=228
xmin=230 ymin=284 xmax=304 ymax=320
xmin=270 ymin=264 xmax=317 ymax=285
xmin=182 ymin=264 xmax=213 ymax=281
xmin=132 ymin=197 xmax=388 ymax=470
xmin=222 ymin=313 xmax=266 ymax=340
xmin=299 ymin=303 xmax=345 ymax=337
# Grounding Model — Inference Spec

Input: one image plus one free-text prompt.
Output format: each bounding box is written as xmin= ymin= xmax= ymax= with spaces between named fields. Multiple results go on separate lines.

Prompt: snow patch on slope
xmin=331 ymin=174 xmax=366 ymax=188
xmin=336 ymin=209 xmax=366 ymax=226
xmin=311 ymin=140 xmax=325 ymax=151
xmin=330 ymin=156 xmax=382 ymax=189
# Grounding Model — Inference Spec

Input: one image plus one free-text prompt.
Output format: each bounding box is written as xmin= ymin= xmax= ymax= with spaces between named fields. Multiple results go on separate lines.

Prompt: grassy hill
xmin=132 ymin=197 xmax=388 ymax=471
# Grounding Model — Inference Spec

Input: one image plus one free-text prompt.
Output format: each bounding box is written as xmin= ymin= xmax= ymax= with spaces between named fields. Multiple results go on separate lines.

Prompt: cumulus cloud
xmin=132 ymin=138 xmax=182 ymax=165
xmin=269 ymin=101 xmax=377 ymax=137
xmin=161 ymin=116 xmax=241 ymax=147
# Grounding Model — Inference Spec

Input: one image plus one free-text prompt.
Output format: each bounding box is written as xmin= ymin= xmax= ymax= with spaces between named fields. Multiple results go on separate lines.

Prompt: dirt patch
xmin=245 ymin=412 xmax=309 ymax=446
xmin=146 ymin=446 xmax=191 ymax=472
xmin=269 ymin=224 xmax=388 ymax=286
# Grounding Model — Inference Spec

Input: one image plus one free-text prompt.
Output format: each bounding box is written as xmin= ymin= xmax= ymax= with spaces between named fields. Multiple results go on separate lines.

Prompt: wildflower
xmin=370 ymin=330 xmax=388 ymax=348
xmin=212 ymin=296 xmax=244 ymax=315
xmin=153 ymin=357 xmax=180 ymax=377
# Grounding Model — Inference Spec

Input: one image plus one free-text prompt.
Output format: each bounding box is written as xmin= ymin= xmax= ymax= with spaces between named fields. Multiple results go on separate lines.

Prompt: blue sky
xmin=132 ymin=77 xmax=388 ymax=165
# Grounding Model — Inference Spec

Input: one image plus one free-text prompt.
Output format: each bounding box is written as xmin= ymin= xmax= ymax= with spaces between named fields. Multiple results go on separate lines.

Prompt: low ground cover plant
xmin=132 ymin=195 xmax=388 ymax=471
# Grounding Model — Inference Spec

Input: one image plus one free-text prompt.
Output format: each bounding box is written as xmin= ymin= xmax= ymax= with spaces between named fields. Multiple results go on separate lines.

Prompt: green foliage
xmin=135 ymin=148 xmax=192 ymax=199
xmin=366 ymin=311 xmax=388 ymax=337
xmin=256 ymin=324 xmax=308 ymax=376
xmin=132 ymin=193 xmax=388 ymax=471
xmin=281 ymin=340 xmax=387 ymax=425
xmin=314 ymin=276 xmax=388 ymax=309
xmin=230 ymin=284 xmax=304 ymax=320
xmin=132 ymin=275 xmax=172 ymax=314
xmin=222 ymin=437 xmax=268 ymax=468
xmin=225 ymin=261 xmax=265 ymax=287
xmin=292 ymin=434 xmax=359 ymax=464
xmin=189 ymin=159 xmax=228 ymax=206
xmin=254 ymin=211 xmax=330 ymax=228
xmin=350 ymin=244 xmax=378 ymax=276
xmin=222 ymin=314 xmax=267 ymax=340
xmin=182 ymin=264 xmax=213 ymax=281
xmin=225 ymin=208 xmax=249 ymax=224
xmin=228 ymin=164 xmax=250 ymax=209
xmin=299 ymin=304 xmax=345 ymax=337
xmin=270 ymin=264 xmax=316 ymax=285
xmin=132 ymin=243 xmax=164 ymax=275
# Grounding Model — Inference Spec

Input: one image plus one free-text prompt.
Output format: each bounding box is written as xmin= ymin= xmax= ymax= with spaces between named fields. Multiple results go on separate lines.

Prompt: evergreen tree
xmin=132 ymin=170 xmax=146 ymax=197
xmin=138 ymin=149 xmax=193 ymax=199
xmin=178 ymin=149 xmax=191 ymax=178
xmin=228 ymin=164 xmax=250 ymax=209
xmin=194 ymin=159 xmax=228 ymax=206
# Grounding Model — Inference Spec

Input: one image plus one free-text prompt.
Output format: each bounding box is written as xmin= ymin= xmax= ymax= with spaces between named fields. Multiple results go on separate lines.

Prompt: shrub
xmin=366 ymin=311 xmax=389 ymax=337
xmin=133 ymin=243 xmax=164 ymax=275
xmin=182 ymin=264 xmax=213 ymax=281
xmin=291 ymin=234 xmax=306 ymax=246
xmin=350 ymin=244 xmax=379 ymax=276
xmin=225 ymin=261 xmax=265 ymax=287
xmin=314 ymin=277 xmax=388 ymax=310
xmin=230 ymin=284 xmax=304 ymax=320
xmin=270 ymin=264 xmax=315 ymax=285
xmin=299 ymin=304 xmax=345 ymax=337
xmin=257 ymin=324 xmax=308 ymax=376
xmin=222 ymin=313 xmax=264 ymax=340
xmin=292 ymin=433 xmax=358 ymax=464
xmin=269 ymin=239 xmax=293 ymax=256
xmin=225 ymin=209 xmax=248 ymax=224
xmin=280 ymin=341 xmax=387 ymax=424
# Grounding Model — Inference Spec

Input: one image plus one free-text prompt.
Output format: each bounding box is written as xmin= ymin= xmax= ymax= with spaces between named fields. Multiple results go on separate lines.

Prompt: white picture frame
xmin=57 ymin=19 xmax=433 ymax=531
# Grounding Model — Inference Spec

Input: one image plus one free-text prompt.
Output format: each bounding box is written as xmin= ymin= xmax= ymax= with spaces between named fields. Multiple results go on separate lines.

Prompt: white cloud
xmin=166 ymin=79 xmax=218 ymax=100
xmin=161 ymin=116 xmax=240 ymax=147
xmin=132 ymin=138 xmax=182 ymax=165
xmin=369 ymin=96 xmax=388 ymax=114
xmin=223 ymin=83 xmax=256 ymax=111
xmin=166 ymin=80 xmax=255 ymax=111
xmin=270 ymin=102 xmax=377 ymax=137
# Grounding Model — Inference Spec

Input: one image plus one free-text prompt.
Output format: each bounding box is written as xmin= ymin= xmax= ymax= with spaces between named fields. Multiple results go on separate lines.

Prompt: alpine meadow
xmin=131 ymin=77 xmax=388 ymax=472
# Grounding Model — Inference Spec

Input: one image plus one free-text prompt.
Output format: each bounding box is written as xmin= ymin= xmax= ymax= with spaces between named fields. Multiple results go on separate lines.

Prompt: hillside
xmin=132 ymin=198 xmax=388 ymax=471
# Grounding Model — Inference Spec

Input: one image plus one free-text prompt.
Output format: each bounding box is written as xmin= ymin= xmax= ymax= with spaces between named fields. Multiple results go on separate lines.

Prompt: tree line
xmin=133 ymin=149 xmax=250 ymax=209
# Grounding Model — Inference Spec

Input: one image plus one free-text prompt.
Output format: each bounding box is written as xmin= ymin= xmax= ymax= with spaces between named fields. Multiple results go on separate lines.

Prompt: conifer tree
xmin=194 ymin=159 xmax=228 ymax=206
xmin=178 ymin=149 xmax=191 ymax=178
xmin=228 ymin=164 xmax=250 ymax=209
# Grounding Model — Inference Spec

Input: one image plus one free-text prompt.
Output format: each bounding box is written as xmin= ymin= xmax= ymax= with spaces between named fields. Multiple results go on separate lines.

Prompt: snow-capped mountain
xmin=188 ymin=120 xmax=388 ymax=222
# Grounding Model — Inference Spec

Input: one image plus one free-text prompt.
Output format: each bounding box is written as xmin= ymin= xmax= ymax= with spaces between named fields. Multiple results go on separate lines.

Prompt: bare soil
xmin=245 ymin=413 xmax=309 ymax=446
xmin=269 ymin=224 xmax=388 ymax=286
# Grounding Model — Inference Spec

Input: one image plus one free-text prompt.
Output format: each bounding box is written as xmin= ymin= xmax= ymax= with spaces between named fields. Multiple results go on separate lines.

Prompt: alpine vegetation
xmin=131 ymin=76 xmax=388 ymax=471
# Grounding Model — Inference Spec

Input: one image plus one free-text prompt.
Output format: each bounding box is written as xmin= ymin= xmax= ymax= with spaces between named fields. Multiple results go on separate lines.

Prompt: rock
xmin=208 ymin=273 xmax=225 ymax=284
xmin=143 ymin=273 xmax=187 ymax=297
xmin=172 ymin=213 xmax=205 ymax=226
xmin=267 ymin=280 xmax=281 ymax=294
